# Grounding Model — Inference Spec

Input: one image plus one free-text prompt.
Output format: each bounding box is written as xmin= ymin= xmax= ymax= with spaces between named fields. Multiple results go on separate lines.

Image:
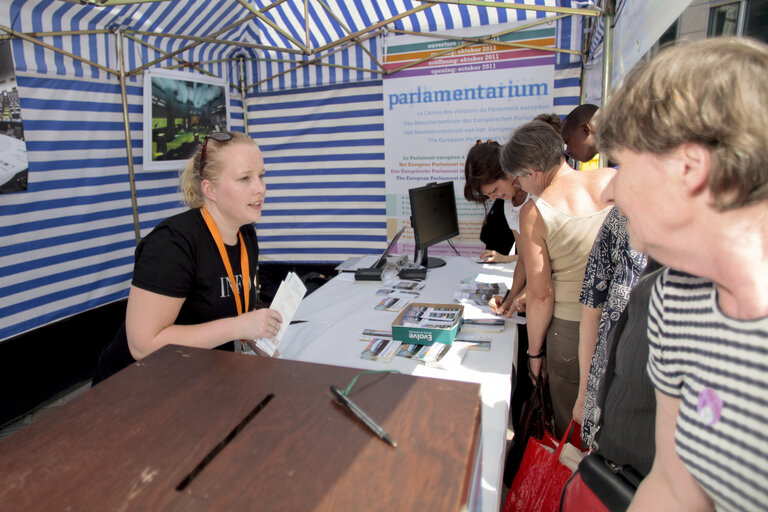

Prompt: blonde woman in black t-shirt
xmin=95 ymin=131 xmax=281 ymax=383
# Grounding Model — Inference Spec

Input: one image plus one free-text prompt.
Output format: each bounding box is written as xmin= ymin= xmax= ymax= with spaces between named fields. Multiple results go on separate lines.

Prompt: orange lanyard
xmin=200 ymin=206 xmax=250 ymax=316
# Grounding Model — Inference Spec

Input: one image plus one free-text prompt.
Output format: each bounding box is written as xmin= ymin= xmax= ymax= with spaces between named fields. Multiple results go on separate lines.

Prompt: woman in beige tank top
xmin=500 ymin=120 xmax=615 ymax=436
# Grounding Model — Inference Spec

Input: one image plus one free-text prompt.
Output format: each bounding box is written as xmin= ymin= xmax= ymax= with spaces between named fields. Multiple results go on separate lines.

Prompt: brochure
xmin=253 ymin=272 xmax=307 ymax=357
xmin=361 ymin=337 xmax=402 ymax=362
xmin=375 ymin=296 xmax=410 ymax=312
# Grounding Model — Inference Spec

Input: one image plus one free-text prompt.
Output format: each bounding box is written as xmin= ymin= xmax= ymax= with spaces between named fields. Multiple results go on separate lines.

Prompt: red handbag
xmin=503 ymin=420 xmax=584 ymax=512
xmin=503 ymin=371 xmax=555 ymax=484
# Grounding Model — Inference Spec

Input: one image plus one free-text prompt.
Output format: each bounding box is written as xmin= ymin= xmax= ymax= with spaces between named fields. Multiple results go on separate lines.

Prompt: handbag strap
xmin=553 ymin=419 xmax=581 ymax=461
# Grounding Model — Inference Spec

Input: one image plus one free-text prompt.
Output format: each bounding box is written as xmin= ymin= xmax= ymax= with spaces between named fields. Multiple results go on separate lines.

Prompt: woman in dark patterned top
xmin=575 ymin=206 xmax=647 ymax=446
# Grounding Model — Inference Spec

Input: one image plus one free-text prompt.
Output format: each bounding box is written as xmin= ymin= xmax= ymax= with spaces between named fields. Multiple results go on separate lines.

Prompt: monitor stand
xmin=423 ymin=256 xmax=446 ymax=269
xmin=414 ymin=247 xmax=447 ymax=269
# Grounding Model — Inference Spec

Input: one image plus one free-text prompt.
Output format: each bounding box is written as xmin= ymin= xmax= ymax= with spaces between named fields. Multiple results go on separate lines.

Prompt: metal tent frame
xmin=0 ymin=0 xmax=616 ymax=244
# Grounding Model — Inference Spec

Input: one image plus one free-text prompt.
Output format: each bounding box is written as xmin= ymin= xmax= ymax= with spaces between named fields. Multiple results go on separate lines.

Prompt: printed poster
xmin=383 ymin=22 xmax=556 ymax=259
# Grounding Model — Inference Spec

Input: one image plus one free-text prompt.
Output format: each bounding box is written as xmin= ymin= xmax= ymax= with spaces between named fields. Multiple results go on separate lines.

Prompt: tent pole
xmin=239 ymin=56 xmax=249 ymax=134
xmin=304 ymin=0 xmax=310 ymax=50
xmin=116 ymin=29 xmax=142 ymax=246
xmin=599 ymin=1 xmax=615 ymax=168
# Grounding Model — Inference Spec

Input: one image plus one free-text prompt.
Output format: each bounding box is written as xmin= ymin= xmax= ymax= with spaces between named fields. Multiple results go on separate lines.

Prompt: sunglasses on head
xmin=199 ymin=131 xmax=233 ymax=178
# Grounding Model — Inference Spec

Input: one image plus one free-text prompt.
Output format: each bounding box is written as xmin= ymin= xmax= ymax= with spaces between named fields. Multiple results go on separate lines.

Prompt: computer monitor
xmin=408 ymin=181 xmax=460 ymax=269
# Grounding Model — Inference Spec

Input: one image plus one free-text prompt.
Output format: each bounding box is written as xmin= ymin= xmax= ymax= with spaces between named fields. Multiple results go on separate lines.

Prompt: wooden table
xmin=0 ymin=345 xmax=481 ymax=511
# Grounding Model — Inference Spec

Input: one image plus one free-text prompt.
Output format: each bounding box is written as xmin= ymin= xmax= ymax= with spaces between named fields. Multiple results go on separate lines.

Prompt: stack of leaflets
xmin=375 ymin=296 xmax=410 ymax=312
xmin=361 ymin=328 xmax=490 ymax=352
xmin=361 ymin=328 xmax=393 ymax=340
xmin=392 ymin=303 xmax=464 ymax=346
xmin=400 ymin=305 xmax=461 ymax=329
xmin=459 ymin=281 xmax=507 ymax=295
xmin=361 ymin=337 xmax=402 ymax=362
xmin=390 ymin=280 xmax=426 ymax=291
xmin=252 ymin=272 xmax=307 ymax=357
xmin=455 ymin=281 xmax=508 ymax=307
xmin=397 ymin=341 xmax=469 ymax=369
xmin=376 ymin=280 xmax=425 ymax=299
xmin=460 ymin=317 xmax=506 ymax=332
xmin=454 ymin=291 xmax=496 ymax=307
xmin=461 ymin=273 xmax=511 ymax=286
xmin=456 ymin=333 xmax=492 ymax=351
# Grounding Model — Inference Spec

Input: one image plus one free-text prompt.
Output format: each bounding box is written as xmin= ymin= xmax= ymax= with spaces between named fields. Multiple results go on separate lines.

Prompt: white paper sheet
xmin=254 ymin=272 xmax=307 ymax=356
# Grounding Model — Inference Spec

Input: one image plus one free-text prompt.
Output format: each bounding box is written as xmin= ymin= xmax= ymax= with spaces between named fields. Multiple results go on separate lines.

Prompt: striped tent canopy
xmin=4 ymin=0 xmax=596 ymax=89
xmin=0 ymin=0 xmax=600 ymax=341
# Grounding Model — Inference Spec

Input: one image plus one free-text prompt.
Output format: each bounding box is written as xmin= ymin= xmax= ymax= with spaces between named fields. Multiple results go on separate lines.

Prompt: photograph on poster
xmin=142 ymin=69 xmax=229 ymax=171
xmin=0 ymin=39 xmax=28 ymax=194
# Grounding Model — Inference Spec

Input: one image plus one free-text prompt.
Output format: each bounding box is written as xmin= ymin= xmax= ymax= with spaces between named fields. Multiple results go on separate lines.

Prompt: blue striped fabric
xmin=1 ymin=0 xmax=587 ymax=341
xmin=0 ymin=72 xmax=190 ymax=341
xmin=248 ymin=81 xmax=387 ymax=263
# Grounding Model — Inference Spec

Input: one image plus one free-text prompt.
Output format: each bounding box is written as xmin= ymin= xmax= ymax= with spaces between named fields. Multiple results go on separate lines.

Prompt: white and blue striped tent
xmin=0 ymin=0 xmax=600 ymax=341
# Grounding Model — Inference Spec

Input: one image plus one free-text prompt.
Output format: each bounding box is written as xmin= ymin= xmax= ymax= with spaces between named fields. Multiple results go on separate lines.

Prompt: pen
xmin=502 ymin=289 xmax=511 ymax=303
xmin=330 ymin=385 xmax=397 ymax=448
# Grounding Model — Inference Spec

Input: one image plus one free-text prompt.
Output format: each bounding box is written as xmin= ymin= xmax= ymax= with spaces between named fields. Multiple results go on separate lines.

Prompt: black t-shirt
xmin=94 ymin=208 xmax=259 ymax=384
xmin=479 ymin=198 xmax=514 ymax=255
xmin=132 ymin=208 xmax=259 ymax=326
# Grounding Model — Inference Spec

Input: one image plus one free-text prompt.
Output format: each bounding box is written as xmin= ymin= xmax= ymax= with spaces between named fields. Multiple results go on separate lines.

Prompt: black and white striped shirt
xmin=647 ymin=268 xmax=768 ymax=511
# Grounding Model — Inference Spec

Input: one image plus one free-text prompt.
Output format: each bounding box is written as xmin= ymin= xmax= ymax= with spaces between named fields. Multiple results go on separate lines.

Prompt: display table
xmin=278 ymin=256 xmax=519 ymax=512
xmin=0 ymin=345 xmax=482 ymax=511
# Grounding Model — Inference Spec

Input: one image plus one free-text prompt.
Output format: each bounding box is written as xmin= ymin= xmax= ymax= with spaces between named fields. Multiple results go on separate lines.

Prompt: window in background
xmin=744 ymin=0 xmax=768 ymax=43
xmin=708 ymin=1 xmax=744 ymax=37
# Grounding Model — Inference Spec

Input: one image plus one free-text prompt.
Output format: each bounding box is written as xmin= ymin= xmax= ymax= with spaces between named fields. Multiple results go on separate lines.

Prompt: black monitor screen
xmin=409 ymin=181 xmax=460 ymax=257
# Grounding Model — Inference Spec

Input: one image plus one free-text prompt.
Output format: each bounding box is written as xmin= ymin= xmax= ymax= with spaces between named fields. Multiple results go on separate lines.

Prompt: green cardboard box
xmin=391 ymin=302 xmax=464 ymax=346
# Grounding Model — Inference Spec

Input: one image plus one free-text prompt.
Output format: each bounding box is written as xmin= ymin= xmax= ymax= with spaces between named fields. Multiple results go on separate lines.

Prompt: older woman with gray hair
xmin=499 ymin=120 xmax=615 ymax=436
xmin=599 ymin=37 xmax=768 ymax=511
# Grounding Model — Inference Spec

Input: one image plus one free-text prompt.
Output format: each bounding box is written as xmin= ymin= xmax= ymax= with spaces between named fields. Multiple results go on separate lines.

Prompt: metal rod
xmin=416 ymin=0 xmax=601 ymax=17
xmin=122 ymin=32 xmax=217 ymax=78
xmin=234 ymin=0 xmax=309 ymax=52
xmin=24 ymin=29 xmax=111 ymax=37
xmin=313 ymin=3 xmax=432 ymax=54
xmin=239 ymin=56 xmax=249 ymax=133
xmin=0 ymin=24 xmax=118 ymax=76
xmin=599 ymin=2 xmax=614 ymax=169
xmin=249 ymin=30 xmax=383 ymax=90
xmin=316 ymin=0 xmax=385 ymax=71
xmin=125 ymin=29 xmax=303 ymax=58
xmin=100 ymin=0 xmax=173 ymax=4
xmin=304 ymin=0 xmax=310 ymax=50
xmin=115 ymin=29 xmax=141 ymax=245
xmin=126 ymin=7 xmax=267 ymax=77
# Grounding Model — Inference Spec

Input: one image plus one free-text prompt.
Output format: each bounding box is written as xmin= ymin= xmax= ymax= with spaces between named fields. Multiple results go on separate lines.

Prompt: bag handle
xmin=553 ymin=419 xmax=582 ymax=461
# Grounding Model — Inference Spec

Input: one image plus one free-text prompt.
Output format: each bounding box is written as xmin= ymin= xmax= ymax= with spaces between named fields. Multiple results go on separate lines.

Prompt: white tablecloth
xmin=278 ymin=256 xmax=518 ymax=512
